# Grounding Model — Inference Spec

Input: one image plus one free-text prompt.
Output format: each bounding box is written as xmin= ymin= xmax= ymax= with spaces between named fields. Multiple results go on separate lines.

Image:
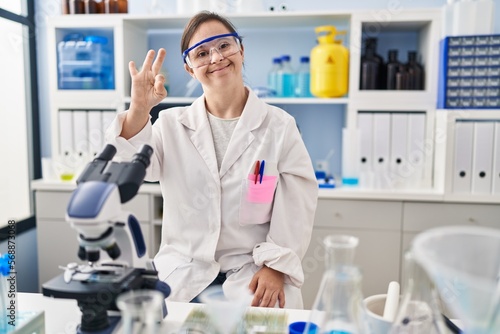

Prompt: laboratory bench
xmin=18 ymin=292 xmax=312 ymax=333
xmin=32 ymin=179 xmax=500 ymax=309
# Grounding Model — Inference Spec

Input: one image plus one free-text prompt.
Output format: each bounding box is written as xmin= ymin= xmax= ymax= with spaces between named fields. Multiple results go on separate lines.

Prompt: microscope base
xmin=42 ymin=267 xmax=166 ymax=333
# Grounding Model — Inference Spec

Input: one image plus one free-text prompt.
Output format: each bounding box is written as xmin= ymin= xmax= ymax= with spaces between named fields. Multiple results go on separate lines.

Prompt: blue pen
xmin=259 ymin=160 xmax=265 ymax=184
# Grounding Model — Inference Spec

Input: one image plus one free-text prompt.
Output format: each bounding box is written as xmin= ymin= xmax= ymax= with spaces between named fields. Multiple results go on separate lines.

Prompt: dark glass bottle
xmin=406 ymin=51 xmax=425 ymax=90
xmin=85 ymin=0 xmax=104 ymax=14
xmin=104 ymin=0 xmax=118 ymax=13
xmin=117 ymin=0 xmax=128 ymax=13
xmin=62 ymin=0 xmax=70 ymax=14
xmin=70 ymin=0 xmax=85 ymax=14
xmin=104 ymin=0 xmax=127 ymax=13
xmin=360 ymin=38 xmax=384 ymax=90
xmin=386 ymin=50 xmax=403 ymax=90
xmin=396 ymin=65 xmax=409 ymax=90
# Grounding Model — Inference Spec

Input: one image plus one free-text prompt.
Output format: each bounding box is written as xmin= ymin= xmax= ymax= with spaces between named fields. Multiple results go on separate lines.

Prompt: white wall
xmin=35 ymin=0 xmax=500 ymax=158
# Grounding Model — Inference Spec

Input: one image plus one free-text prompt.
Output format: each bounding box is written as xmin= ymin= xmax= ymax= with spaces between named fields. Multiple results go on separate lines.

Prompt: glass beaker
xmin=116 ymin=290 xmax=164 ymax=334
xmin=390 ymin=251 xmax=447 ymax=334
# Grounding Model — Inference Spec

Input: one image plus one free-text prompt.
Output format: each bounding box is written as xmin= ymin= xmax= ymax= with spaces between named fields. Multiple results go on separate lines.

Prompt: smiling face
xmin=184 ymin=20 xmax=244 ymax=90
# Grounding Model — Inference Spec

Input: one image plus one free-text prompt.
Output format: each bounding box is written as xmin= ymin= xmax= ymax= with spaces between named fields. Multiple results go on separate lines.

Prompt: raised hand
xmin=129 ymin=48 xmax=168 ymax=113
xmin=121 ymin=49 xmax=167 ymax=139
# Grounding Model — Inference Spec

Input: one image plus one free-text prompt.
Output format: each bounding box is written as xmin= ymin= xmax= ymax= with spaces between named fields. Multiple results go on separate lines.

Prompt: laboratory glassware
xmin=199 ymin=285 xmax=252 ymax=334
xmin=412 ymin=225 xmax=500 ymax=334
xmin=116 ymin=290 xmax=164 ymax=334
xmin=267 ymin=57 xmax=282 ymax=97
xmin=406 ymin=51 xmax=424 ymax=90
xmin=390 ymin=251 xmax=447 ymax=333
xmin=295 ymin=56 xmax=312 ymax=97
xmin=360 ymin=38 xmax=384 ymax=90
xmin=386 ymin=50 xmax=403 ymax=90
xmin=307 ymin=234 xmax=367 ymax=334
xmin=277 ymin=55 xmax=295 ymax=97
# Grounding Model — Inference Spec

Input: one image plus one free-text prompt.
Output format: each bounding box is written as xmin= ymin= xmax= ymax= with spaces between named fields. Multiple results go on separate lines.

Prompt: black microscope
xmin=42 ymin=144 xmax=170 ymax=333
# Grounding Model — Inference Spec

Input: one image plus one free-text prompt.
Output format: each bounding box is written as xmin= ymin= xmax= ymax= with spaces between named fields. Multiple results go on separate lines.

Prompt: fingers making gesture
xmin=121 ymin=48 xmax=167 ymax=139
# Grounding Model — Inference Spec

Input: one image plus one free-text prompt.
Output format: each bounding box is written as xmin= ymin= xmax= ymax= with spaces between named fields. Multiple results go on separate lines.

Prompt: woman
xmin=106 ymin=11 xmax=318 ymax=309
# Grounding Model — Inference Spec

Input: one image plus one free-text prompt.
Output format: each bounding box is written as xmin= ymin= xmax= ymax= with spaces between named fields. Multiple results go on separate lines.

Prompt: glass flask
xmin=306 ymin=234 xmax=367 ymax=334
xmin=390 ymin=251 xmax=447 ymax=334
xmin=323 ymin=234 xmax=359 ymax=271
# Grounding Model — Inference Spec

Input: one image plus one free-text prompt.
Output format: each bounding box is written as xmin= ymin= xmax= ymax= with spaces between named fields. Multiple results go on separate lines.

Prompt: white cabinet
xmin=302 ymin=199 xmax=402 ymax=309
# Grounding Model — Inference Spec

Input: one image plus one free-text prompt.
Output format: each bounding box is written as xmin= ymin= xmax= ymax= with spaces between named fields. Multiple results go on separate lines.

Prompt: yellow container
xmin=310 ymin=26 xmax=349 ymax=98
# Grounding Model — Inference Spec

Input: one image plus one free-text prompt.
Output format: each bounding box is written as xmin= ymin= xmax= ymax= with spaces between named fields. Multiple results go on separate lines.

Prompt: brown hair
xmin=180 ymin=11 xmax=241 ymax=54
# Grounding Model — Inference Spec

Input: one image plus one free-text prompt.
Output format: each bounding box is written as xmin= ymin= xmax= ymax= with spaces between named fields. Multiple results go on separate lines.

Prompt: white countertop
xmin=32 ymin=179 xmax=500 ymax=204
xmin=32 ymin=179 xmax=445 ymax=202
xmin=19 ymin=292 xmax=311 ymax=333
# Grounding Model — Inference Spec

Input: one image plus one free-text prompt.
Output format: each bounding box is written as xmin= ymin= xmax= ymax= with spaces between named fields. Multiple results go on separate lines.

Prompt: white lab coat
xmin=106 ymin=88 xmax=318 ymax=308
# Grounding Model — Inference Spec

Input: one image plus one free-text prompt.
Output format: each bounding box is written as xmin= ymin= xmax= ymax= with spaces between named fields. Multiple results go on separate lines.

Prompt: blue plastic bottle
xmin=295 ymin=56 xmax=313 ymax=97
xmin=277 ymin=55 xmax=295 ymax=97
xmin=267 ymin=57 xmax=282 ymax=97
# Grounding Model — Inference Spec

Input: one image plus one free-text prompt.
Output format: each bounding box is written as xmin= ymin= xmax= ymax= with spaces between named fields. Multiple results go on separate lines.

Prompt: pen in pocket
xmin=253 ymin=160 xmax=260 ymax=184
xmin=259 ymin=160 xmax=265 ymax=184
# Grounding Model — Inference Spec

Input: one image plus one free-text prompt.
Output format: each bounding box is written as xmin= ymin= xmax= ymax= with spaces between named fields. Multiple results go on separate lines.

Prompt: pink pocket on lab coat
xmin=246 ymin=174 xmax=277 ymax=203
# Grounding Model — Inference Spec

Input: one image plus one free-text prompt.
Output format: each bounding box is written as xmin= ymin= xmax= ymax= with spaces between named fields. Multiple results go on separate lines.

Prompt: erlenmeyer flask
xmin=306 ymin=234 xmax=367 ymax=334
xmin=390 ymin=251 xmax=448 ymax=334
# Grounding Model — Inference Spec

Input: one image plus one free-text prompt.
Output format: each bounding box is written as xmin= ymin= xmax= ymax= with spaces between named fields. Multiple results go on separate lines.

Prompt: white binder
xmin=471 ymin=121 xmax=494 ymax=194
xmin=58 ymin=110 xmax=74 ymax=157
xmin=453 ymin=121 xmax=474 ymax=193
xmin=390 ymin=113 xmax=409 ymax=189
xmin=407 ymin=113 xmax=426 ymax=188
xmin=358 ymin=113 xmax=373 ymax=172
xmin=88 ymin=110 xmax=103 ymax=157
xmin=492 ymin=122 xmax=500 ymax=195
xmin=101 ymin=111 xmax=117 ymax=143
xmin=373 ymin=113 xmax=391 ymax=188
xmin=72 ymin=110 xmax=89 ymax=157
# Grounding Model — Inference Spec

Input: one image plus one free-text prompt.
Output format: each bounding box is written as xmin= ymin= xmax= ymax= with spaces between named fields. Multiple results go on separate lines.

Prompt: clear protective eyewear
xmin=182 ymin=33 xmax=242 ymax=69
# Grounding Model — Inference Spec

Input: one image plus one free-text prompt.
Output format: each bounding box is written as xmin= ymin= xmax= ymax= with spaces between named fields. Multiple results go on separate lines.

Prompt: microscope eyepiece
xmin=95 ymin=144 xmax=117 ymax=162
xmin=131 ymin=144 xmax=153 ymax=169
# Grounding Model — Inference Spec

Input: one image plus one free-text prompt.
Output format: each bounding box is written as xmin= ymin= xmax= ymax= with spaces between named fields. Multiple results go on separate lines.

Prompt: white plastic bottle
xmin=295 ymin=56 xmax=312 ymax=97
xmin=267 ymin=57 xmax=282 ymax=97
xmin=277 ymin=55 xmax=295 ymax=97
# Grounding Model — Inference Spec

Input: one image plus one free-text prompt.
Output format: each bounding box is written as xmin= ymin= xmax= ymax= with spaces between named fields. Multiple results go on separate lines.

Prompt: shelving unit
xmin=46 ymin=10 xmax=443 ymax=182
xmin=36 ymin=8 xmax=500 ymax=308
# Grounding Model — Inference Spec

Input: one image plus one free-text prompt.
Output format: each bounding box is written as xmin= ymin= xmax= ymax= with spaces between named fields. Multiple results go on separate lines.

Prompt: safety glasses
xmin=182 ymin=33 xmax=242 ymax=69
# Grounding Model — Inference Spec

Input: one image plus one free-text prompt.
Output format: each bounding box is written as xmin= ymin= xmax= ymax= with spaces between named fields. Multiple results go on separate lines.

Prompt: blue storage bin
xmin=438 ymin=34 xmax=500 ymax=109
xmin=58 ymin=35 xmax=114 ymax=90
